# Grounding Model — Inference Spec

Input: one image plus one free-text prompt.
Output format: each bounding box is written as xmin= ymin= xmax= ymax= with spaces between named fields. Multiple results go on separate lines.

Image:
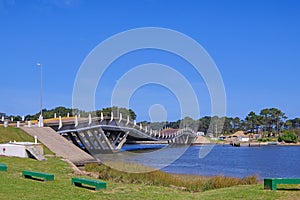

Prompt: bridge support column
xmin=58 ymin=116 xmax=62 ymax=129
xmin=88 ymin=114 xmax=92 ymax=125
xmin=110 ymin=112 xmax=114 ymax=122
xmin=74 ymin=115 xmax=78 ymax=128
xmin=116 ymin=131 xmax=129 ymax=150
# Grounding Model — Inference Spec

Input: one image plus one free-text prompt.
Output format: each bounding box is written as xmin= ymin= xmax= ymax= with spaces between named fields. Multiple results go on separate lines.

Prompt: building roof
xmin=231 ymin=131 xmax=246 ymax=137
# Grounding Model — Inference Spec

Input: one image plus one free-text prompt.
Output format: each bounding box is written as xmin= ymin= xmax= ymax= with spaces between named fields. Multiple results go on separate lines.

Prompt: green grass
xmin=0 ymin=156 xmax=299 ymax=200
xmin=0 ymin=126 xmax=54 ymax=155
xmin=0 ymin=126 xmax=36 ymax=143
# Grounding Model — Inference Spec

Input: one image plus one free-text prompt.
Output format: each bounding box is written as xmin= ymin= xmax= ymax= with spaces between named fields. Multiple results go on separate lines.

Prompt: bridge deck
xmin=21 ymin=127 xmax=97 ymax=165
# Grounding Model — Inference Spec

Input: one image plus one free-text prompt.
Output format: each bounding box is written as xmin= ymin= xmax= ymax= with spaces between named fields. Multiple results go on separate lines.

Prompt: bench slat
xmin=22 ymin=170 xmax=54 ymax=181
xmin=264 ymin=178 xmax=300 ymax=190
xmin=0 ymin=164 xmax=7 ymax=171
xmin=72 ymin=177 xmax=106 ymax=190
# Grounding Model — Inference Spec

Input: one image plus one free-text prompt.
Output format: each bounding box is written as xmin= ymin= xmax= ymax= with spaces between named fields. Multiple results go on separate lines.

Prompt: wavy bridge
xmin=45 ymin=113 xmax=197 ymax=154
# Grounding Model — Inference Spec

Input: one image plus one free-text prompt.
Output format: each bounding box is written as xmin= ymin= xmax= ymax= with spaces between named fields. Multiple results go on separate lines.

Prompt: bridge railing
xmin=51 ymin=112 xmax=197 ymax=142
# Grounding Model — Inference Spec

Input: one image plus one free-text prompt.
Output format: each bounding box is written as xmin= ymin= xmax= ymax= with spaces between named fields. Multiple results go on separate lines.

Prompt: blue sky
xmin=0 ymin=0 xmax=300 ymax=121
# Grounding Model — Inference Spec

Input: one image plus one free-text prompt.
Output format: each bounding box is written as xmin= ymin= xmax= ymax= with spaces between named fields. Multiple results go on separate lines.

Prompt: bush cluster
xmin=278 ymin=132 xmax=298 ymax=143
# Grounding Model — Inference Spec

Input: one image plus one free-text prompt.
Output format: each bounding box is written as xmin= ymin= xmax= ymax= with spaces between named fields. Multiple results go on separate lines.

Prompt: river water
xmin=121 ymin=144 xmax=300 ymax=179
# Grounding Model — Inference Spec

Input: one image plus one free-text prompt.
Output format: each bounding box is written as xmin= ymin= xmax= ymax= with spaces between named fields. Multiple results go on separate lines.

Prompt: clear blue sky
xmin=1 ymin=0 xmax=299 ymax=121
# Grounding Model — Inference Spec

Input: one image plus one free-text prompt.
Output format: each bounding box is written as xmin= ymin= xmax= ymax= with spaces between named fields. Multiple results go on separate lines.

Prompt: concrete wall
xmin=0 ymin=144 xmax=28 ymax=158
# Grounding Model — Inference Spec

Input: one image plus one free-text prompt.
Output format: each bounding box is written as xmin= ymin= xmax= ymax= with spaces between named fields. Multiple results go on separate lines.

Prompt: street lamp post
xmin=37 ymin=63 xmax=43 ymax=127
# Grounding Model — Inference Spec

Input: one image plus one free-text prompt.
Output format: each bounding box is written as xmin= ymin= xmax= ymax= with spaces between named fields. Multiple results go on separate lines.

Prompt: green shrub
xmin=261 ymin=138 xmax=267 ymax=142
xmin=85 ymin=162 xmax=258 ymax=192
xmin=278 ymin=132 xmax=298 ymax=143
xmin=258 ymin=138 xmax=268 ymax=142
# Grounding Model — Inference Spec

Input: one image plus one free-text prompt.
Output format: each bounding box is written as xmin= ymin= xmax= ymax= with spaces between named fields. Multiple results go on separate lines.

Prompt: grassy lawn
xmin=0 ymin=126 xmax=36 ymax=143
xmin=1 ymin=156 xmax=299 ymax=199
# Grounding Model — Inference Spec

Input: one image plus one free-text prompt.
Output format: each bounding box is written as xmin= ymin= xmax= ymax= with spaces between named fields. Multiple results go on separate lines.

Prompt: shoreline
xmin=126 ymin=140 xmax=300 ymax=146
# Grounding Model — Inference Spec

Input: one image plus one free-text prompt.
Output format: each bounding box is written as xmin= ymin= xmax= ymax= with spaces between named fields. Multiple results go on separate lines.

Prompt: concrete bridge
xmin=43 ymin=113 xmax=197 ymax=154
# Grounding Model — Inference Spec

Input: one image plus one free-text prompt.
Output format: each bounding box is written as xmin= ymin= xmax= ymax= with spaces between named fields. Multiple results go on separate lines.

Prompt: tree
xmin=260 ymin=108 xmax=272 ymax=133
xmin=223 ymin=117 xmax=234 ymax=134
xmin=285 ymin=118 xmax=300 ymax=130
xmin=284 ymin=120 xmax=293 ymax=130
xmin=232 ymin=117 xmax=241 ymax=132
xmin=260 ymin=108 xmax=287 ymax=135
xmin=28 ymin=106 xmax=74 ymax=119
xmin=150 ymin=121 xmax=168 ymax=130
xmin=206 ymin=116 xmax=224 ymax=136
xmin=278 ymin=131 xmax=298 ymax=143
xmin=245 ymin=111 xmax=261 ymax=133
xmin=198 ymin=116 xmax=211 ymax=134
xmin=181 ymin=117 xmax=198 ymax=131
xmin=96 ymin=106 xmax=136 ymax=120
xmin=270 ymin=108 xmax=287 ymax=134
xmin=167 ymin=121 xmax=180 ymax=129
xmin=14 ymin=115 xmax=22 ymax=121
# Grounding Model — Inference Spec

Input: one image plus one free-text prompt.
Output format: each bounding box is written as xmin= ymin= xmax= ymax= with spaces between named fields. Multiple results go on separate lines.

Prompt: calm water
xmin=122 ymin=144 xmax=300 ymax=179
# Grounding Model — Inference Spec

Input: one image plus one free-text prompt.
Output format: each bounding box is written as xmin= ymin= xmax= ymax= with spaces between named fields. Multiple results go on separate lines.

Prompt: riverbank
xmin=85 ymin=161 xmax=258 ymax=192
xmin=128 ymin=140 xmax=300 ymax=146
xmin=0 ymin=156 xmax=299 ymax=199
xmin=217 ymin=141 xmax=300 ymax=147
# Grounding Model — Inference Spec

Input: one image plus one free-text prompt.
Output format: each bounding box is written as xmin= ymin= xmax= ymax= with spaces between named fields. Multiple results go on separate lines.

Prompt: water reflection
xmin=114 ymin=144 xmax=300 ymax=179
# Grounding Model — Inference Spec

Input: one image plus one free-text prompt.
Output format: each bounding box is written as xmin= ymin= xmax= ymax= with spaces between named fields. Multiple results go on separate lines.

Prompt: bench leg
xmin=264 ymin=179 xmax=272 ymax=190
xmin=271 ymin=182 xmax=277 ymax=191
xmin=23 ymin=175 xmax=32 ymax=179
xmin=74 ymin=182 xmax=82 ymax=187
xmin=95 ymin=186 xmax=100 ymax=191
xmin=264 ymin=179 xmax=278 ymax=191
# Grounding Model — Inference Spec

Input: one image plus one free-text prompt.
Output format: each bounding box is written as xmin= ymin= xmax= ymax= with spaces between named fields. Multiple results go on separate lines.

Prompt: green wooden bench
xmin=22 ymin=170 xmax=54 ymax=181
xmin=264 ymin=178 xmax=300 ymax=190
xmin=72 ymin=177 xmax=106 ymax=190
xmin=0 ymin=164 xmax=7 ymax=171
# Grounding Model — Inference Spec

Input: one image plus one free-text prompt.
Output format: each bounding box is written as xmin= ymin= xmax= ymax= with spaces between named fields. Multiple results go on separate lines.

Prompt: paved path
xmin=21 ymin=127 xmax=97 ymax=165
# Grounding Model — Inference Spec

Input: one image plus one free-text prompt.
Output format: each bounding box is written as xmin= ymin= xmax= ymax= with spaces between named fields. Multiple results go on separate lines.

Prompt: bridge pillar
xmin=58 ymin=116 xmax=62 ymax=129
xmin=185 ymin=135 xmax=189 ymax=145
xmin=119 ymin=113 xmax=122 ymax=123
xmin=116 ymin=131 xmax=129 ymax=150
xmin=110 ymin=112 xmax=114 ymax=122
xmin=88 ymin=114 xmax=92 ymax=125
xmin=74 ymin=115 xmax=78 ymax=128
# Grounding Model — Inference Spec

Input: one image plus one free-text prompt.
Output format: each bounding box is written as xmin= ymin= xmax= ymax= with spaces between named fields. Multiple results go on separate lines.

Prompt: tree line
xmin=23 ymin=106 xmax=137 ymax=121
xmin=144 ymin=108 xmax=300 ymax=137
